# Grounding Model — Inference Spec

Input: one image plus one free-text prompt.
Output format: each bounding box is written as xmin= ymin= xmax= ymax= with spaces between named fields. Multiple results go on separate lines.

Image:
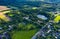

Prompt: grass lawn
xmin=12 ymin=29 xmax=38 ymax=39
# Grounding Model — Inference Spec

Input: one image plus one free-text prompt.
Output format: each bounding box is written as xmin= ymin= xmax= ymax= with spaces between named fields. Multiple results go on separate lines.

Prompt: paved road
xmin=31 ymin=20 xmax=53 ymax=39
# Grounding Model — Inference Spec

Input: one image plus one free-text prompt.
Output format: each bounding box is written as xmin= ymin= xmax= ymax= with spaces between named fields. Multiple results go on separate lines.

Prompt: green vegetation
xmin=12 ymin=29 xmax=38 ymax=39
xmin=0 ymin=5 xmax=53 ymax=39
xmin=0 ymin=1 xmax=60 ymax=39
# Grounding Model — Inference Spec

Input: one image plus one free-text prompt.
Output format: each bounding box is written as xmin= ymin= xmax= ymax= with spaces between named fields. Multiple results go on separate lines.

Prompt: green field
xmin=12 ymin=29 xmax=38 ymax=39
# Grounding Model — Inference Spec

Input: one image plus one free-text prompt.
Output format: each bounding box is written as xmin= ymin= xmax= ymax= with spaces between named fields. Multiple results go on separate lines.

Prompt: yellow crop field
xmin=0 ymin=11 xmax=10 ymax=22
xmin=54 ymin=15 xmax=60 ymax=23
